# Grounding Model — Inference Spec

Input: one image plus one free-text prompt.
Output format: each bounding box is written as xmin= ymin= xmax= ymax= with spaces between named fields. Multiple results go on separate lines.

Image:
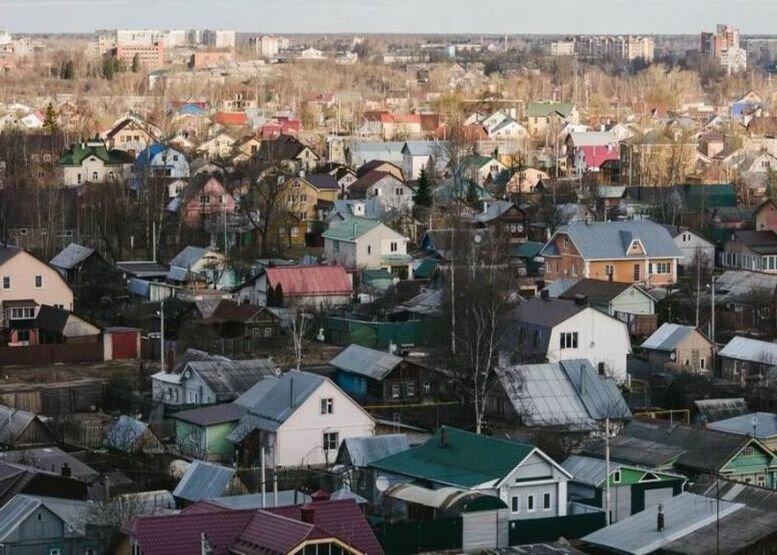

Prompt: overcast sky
xmin=1 ymin=0 xmax=776 ymax=34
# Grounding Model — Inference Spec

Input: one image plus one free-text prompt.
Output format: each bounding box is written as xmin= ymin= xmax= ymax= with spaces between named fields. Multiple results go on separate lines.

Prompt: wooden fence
xmin=0 ymin=342 xmax=103 ymax=365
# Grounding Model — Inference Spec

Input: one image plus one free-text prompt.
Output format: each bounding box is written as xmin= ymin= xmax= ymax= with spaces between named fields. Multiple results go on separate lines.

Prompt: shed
xmin=172 ymin=459 xmax=246 ymax=503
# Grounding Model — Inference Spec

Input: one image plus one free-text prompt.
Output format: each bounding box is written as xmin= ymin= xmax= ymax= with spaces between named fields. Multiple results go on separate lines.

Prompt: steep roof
xmin=58 ymin=141 xmax=133 ymax=166
xmin=0 ymin=405 xmax=39 ymax=446
xmin=0 ymin=494 xmax=89 ymax=541
xmin=265 ymin=265 xmax=352 ymax=297
xmin=641 ymin=323 xmax=704 ymax=352
xmin=173 ymin=460 xmax=236 ymax=502
xmin=371 ymin=426 xmax=536 ymax=488
xmin=329 ymin=344 xmax=403 ymax=381
xmin=49 ymin=243 xmax=95 ymax=271
xmin=303 ymin=173 xmax=339 ymax=190
xmin=0 ymin=245 xmax=24 ymax=266
xmin=508 ymin=297 xmax=587 ymax=328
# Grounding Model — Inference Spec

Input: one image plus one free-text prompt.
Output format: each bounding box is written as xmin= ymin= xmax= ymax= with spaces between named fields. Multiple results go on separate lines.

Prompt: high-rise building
xmin=573 ymin=36 xmax=654 ymax=62
xmin=701 ymin=24 xmax=746 ymax=74
xmin=116 ymin=29 xmax=165 ymax=47
xmin=202 ymin=30 xmax=236 ymax=50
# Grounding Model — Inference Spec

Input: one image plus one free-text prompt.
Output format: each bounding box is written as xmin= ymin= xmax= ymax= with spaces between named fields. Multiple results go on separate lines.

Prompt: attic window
xmin=640 ymin=472 xmax=660 ymax=482
xmin=612 ymin=470 xmax=621 ymax=484
xmin=742 ymin=446 xmax=755 ymax=457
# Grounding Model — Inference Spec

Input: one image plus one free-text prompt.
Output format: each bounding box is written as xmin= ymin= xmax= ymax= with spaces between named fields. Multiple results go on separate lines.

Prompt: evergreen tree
xmin=43 ymin=103 xmax=58 ymax=134
xmin=61 ymin=60 xmax=74 ymax=80
xmin=131 ymin=54 xmax=140 ymax=73
xmin=466 ymin=181 xmax=480 ymax=206
xmin=102 ymin=57 xmax=115 ymax=80
xmin=413 ymin=167 xmax=433 ymax=207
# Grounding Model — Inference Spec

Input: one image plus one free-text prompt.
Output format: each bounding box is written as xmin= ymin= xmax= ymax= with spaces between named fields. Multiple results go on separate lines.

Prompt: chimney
xmin=574 ymin=294 xmax=587 ymax=306
xmin=439 ymin=426 xmax=448 ymax=448
xmin=289 ymin=377 xmax=295 ymax=408
xmin=540 ymin=289 xmax=550 ymax=300
xmin=61 ymin=463 xmax=71 ymax=478
xmin=300 ymin=505 xmax=315 ymax=524
xmin=657 ymin=504 xmax=665 ymax=532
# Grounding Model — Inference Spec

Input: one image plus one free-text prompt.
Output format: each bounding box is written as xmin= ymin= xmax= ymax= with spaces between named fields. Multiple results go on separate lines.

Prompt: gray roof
xmin=116 ymin=260 xmax=169 ymax=278
xmin=640 ymin=323 xmax=698 ymax=352
xmin=337 ymin=434 xmax=410 ymax=467
xmin=719 ymin=336 xmax=777 ymax=364
xmin=173 ymin=460 xmax=235 ymax=502
xmin=569 ymin=131 xmax=616 ymax=147
xmin=664 ymin=505 xmax=777 ymax=554
xmin=562 ymin=454 xmax=623 ymax=487
xmin=582 ymin=435 xmax=686 ymax=469
xmin=186 ymin=359 xmax=276 ymax=400
xmin=707 ymin=412 xmax=777 ymax=439
xmin=49 ymin=243 xmax=95 ymax=271
xmin=402 ymin=140 xmax=449 ymax=157
xmin=582 ymin=492 xmax=743 ymax=555
xmin=497 ymin=360 xmax=630 ymax=432
xmin=714 ymin=270 xmax=777 ymax=303
xmin=694 ymin=398 xmax=749 ymax=423
xmin=0 ymin=405 xmax=38 ymax=445
xmin=0 ymin=447 xmax=99 ymax=480
xmin=208 ymin=490 xmax=310 ymax=509
xmin=169 ymin=246 xmax=208 ymax=269
xmin=0 ymin=245 xmax=23 ymax=266
xmin=172 ymin=403 xmax=247 ymax=427
xmin=229 ymin=371 xmax=325 ymax=440
xmin=542 ymin=220 xmax=683 ymax=260
xmin=508 ymin=297 xmax=587 ymax=328
xmin=105 ymin=415 xmax=150 ymax=452
xmin=329 ymin=344 xmax=403 ymax=381
xmin=0 ymin=494 xmax=89 ymax=541
xmin=474 ymin=200 xmax=520 ymax=223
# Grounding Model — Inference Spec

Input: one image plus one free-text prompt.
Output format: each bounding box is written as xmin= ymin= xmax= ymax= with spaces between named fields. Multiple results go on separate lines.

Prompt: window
xmin=9 ymin=307 xmax=35 ymax=319
xmin=85 ymin=548 xmax=97 ymax=555
xmin=613 ymin=470 xmax=621 ymax=483
xmin=511 ymin=495 xmax=519 ymax=513
xmin=367 ymin=245 xmax=372 ymax=255
xmin=757 ymin=475 xmax=766 ymax=487
xmin=49 ymin=549 xmax=61 ymax=555
xmin=390 ymin=242 xmax=398 ymax=252
xmin=320 ymin=398 xmax=333 ymax=415
xmin=200 ymin=195 xmax=211 ymax=204
xmin=742 ymin=446 xmax=755 ymax=457
xmin=77 ymin=173 xmax=82 ymax=184
xmin=91 ymin=171 xmax=99 ymax=181
xmin=333 ymin=240 xmax=340 ymax=252
xmin=406 ymin=383 xmax=415 ymax=397
xmin=2 ymin=276 xmax=9 ymax=289
xmin=701 ymin=358 xmax=706 ymax=369
xmin=571 ymin=264 xmax=577 ymax=277
xmin=423 ymin=381 xmax=432 ymax=394
xmin=290 ymin=227 xmax=299 ymax=238
xmin=323 ymin=432 xmax=339 ymax=451
xmin=543 ymin=492 xmax=551 ymax=510
xmin=16 ymin=330 xmax=30 ymax=343
xmin=633 ymin=264 xmax=641 ymax=281
xmin=391 ymin=384 xmax=401 ymax=398
xmin=655 ymin=262 xmax=671 ymax=274
xmin=560 ymin=332 xmax=578 ymax=350
xmin=527 ymin=495 xmax=535 ymax=512
xmin=34 ymin=275 xmax=42 ymax=288
xmin=605 ymin=264 xmax=614 ymax=276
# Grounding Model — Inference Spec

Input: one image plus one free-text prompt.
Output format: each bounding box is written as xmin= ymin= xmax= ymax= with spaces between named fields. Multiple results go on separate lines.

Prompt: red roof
xmin=215 ymin=111 xmax=248 ymax=127
xmin=395 ymin=113 xmax=421 ymax=125
xmin=266 ymin=265 xmax=352 ymax=297
xmin=420 ymin=113 xmax=441 ymax=132
xmin=202 ymin=299 xmax=268 ymax=324
xmin=579 ymin=145 xmax=620 ymax=170
xmin=231 ymin=511 xmax=330 ymax=555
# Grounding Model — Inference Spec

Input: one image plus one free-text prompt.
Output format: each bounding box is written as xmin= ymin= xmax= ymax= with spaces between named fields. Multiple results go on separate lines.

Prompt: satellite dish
xmin=274 ymin=367 xmax=282 ymax=377
xmin=375 ymin=475 xmax=390 ymax=492
xmin=670 ymin=352 xmax=677 ymax=361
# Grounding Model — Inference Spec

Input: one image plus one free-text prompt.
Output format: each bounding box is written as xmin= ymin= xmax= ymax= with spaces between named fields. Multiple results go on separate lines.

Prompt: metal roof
xmin=172 ymin=403 xmax=247 ymax=427
xmin=0 ymin=494 xmax=89 ymax=541
xmin=49 ymin=243 xmax=95 ymax=271
xmin=329 ymin=344 xmax=402 ymax=381
xmin=384 ymin=483 xmax=469 ymax=510
xmin=559 ymin=360 xmax=632 ymax=421
xmin=542 ymin=220 xmax=683 ymax=260
xmin=209 ymin=491 xmax=311 ymax=509
xmin=562 ymin=454 xmax=622 ymax=487
xmin=582 ymin=435 xmax=686 ymax=469
xmin=337 ymin=434 xmax=410 ymax=467
xmin=583 ymin=493 xmax=743 ymax=555
xmin=265 ymin=265 xmax=352 ymax=297
xmin=0 ymin=405 xmax=37 ymax=445
xmin=105 ymin=415 xmax=149 ymax=452
xmin=707 ymin=412 xmax=777 ymax=439
xmin=173 ymin=460 xmax=236 ymax=502
xmin=322 ymin=217 xmax=382 ymax=242
xmin=694 ymin=398 xmax=749 ymax=423
xmin=169 ymin=246 xmax=208 ymax=269
xmin=508 ymin=297 xmax=588 ymax=328
xmin=0 ymin=447 xmax=99 ymax=480
xmin=715 ymin=270 xmax=777 ymax=303
xmin=719 ymin=336 xmax=777 ymax=364
xmin=186 ymin=359 xmax=276 ymax=400
xmin=569 ymin=131 xmax=616 ymax=147
xmin=640 ymin=323 xmax=696 ymax=352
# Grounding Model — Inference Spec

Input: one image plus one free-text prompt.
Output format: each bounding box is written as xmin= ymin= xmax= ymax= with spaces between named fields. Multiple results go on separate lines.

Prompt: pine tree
xmin=131 ymin=54 xmax=140 ymax=73
xmin=43 ymin=103 xmax=58 ymax=134
xmin=102 ymin=57 xmax=115 ymax=80
xmin=413 ymin=167 xmax=433 ymax=207
xmin=466 ymin=181 xmax=480 ymax=206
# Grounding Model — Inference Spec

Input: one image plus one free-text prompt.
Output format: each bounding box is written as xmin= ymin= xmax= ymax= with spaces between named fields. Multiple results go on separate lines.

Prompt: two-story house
xmin=347 ymin=171 xmax=415 ymax=214
xmin=228 ymin=370 xmax=375 ymax=467
xmin=720 ymin=230 xmax=777 ymax=274
xmin=401 ymin=141 xmax=448 ymax=180
xmin=472 ymin=200 xmax=529 ymax=244
xmin=103 ymin=113 xmax=161 ymax=157
xmin=323 ymin=218 xmax=413 ymax=279
xmin=195 ymin=132 xmax=236 ymax=161
xmin=507 ymin=296 xmax=631 ymax=382
xmin=659 ymin=225 xmax=716 ymax=269
xmin=134 ymin=144 xmax=190 ymax=179
xmin=0 ymin=246 xmax=74 ymax=345
xmin=526 ymin=101 xmax=579 ymax=136
xmin=281 ymin=173 xmax=340 ymax=245
xmin=541 ymin=220 xmax=683 ymax=286
xmin=257 ymin=134 xmax=319 ymax=173
xmin=178 ymin=174 xmax=238 ymax=228
xmin=58 ymin=140 xmax=134 ymax=186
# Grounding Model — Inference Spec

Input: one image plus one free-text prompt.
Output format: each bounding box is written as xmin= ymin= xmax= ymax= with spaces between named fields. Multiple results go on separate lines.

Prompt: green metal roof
xmin=58 ymin=142 xmax=132 ymax=167
xmin=363 ymin=269 xmax=394 ymax=283
xmin=371 ymin=427 xmax=535 ymax=488
xmin=677 ymin=183 xmax=737 ymax=211
xmin=322 ymin=218 xmax=381 ymax=242
xmin=414 ymin=259 xmax=438 ymax=279
xmin=527 ymin=101 xmax=574 ymax=118
xmin=513 ymin=241 xmax=544 ymax=259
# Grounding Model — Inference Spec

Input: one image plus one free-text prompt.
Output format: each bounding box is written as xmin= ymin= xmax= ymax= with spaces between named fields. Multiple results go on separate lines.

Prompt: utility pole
xmin=450 ymin=228 xmax=456 ymax=355
xmin=159 ymin=299 xmax=165 ymax=372
xmin=605 ymin=417 xmax=611 ymax=526
xmin=261 ymin=445 xmax=266 ymax=508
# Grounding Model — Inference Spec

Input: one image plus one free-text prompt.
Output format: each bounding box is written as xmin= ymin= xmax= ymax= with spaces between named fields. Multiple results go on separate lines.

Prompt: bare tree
xmin=287 ymin=303 xmax=316 ymax=371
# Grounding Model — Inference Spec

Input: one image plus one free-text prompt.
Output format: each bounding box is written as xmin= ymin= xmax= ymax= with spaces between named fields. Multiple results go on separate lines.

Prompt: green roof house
xmin=323 ymin=218 xmax=413 ymax=279
xmin=527 ymin=101 xmax=579 ymax=136
xmin=370 ymin=426 xmax=572 ymax=521
xmin=58 ymin=140 xmax=134 ymax=186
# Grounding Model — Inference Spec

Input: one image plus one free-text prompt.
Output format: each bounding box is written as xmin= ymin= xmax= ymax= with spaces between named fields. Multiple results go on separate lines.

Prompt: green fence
xmin=374 ymin=518 xmax=462 ymax=554
xmin=324 ymin=317 xmax=443 ymax=349
xmin=508 ymin=512 xmax=606 ymax=545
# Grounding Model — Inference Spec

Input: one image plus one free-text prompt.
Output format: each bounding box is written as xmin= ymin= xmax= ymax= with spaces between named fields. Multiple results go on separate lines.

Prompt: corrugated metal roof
xmin=715 ymin=270 xmax=777 ymax=303
xmin=569 ymin=131 xmax=616 ymax=147
xmin=337 ymin=434 xmax=410 ymax=467
xmin=0 ymin=405 xmax=36 ymax=445
xmin=583 ymin=492 xmax=743 ymax=555
xmin=105 ymin=415 xmax=148 ymax=452
xmin=49 ymin=243 xmax=95 ymax=271
xmin=266 ymin=265 xmax=352 ymax=297
xmin=169 ymin=246 xmax=208 ymax=268
xmin=559 ymin=360 xmax=632 ymax=421
xmin=640 ymin=323 xmax=695 ymax=352
xmin=0 ymin=494 xmax=88 ymax=541
xmin=322 ymin=218 xmax=381 ymax=241
xmin=0 ymin=447 xmax=98 ymax=480
xmin=172 ymin=403 xmax=246 ymax=427
xmin=173 ymin=460 xmax=235 ymax=502
xmin=707 ymin=412 xmax=777 ymax=439
xmin=329 ymin=344 xmax=402 ymax=381
xmin=694 ymin=398 xmax=749 ymax=423
xmin=384 ymin=483 xmax=469 ymax=510
xmin=719 ymin=336 xmax=777 ymax=364
xmin=187 ymin=359 xmax=276 ymax=400
xmin=209 ymin=491 xmax=311 ymax=509
xmin=562 ymin=454 xmax=621 ymax=487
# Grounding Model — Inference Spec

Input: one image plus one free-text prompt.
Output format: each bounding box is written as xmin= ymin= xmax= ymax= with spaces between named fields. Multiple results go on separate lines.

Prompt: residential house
xmin=660 ymin=224 xmax=716 ymax=269
xmin=506 ymin=296 xmax=632 ymax=382
xmin=0 ymin=446 xmax=99 ymax=482
xmin=708 ymin=412 xmax=777 ymax=452
xmin=554 ymin=278 xmax=657 ymax=335
xmin=166 ymin=246 xmax=226 ymax=288
xmin=481 ymin=110 xmax=527 ymax=140
xmin=123 ymin=498 xmax=383 ymax=555
xmin=199 ymin=299 xmax=281 ymax=340
xmin=49 ymin=243 xmax=111 ymax=283
xmin=178 ymin=175 xmax=237 ymax=228
xmin=134 ymin=144 xmax=190 ymax=179
xmin=105 ymin=415 xmax=164 ymax=454
xmin=506 ymin=167 xmax=550 ymax=194
xmin=256 ymin=135 xmax=319 ymax=173
xmin=323 ymin=218 xmax=413 ymax=279
xmin=195 ymin=132 xmax=236 ymax=161
xmin=104 ymin=113 xmax=161 ymax=156
xmin=756 ymin=198 xmax=777 ymax=231
xmin=720 ymin=230 xmax=777 ymax=273
xmin=231 ymin=135 xmax=263 ymax=164
xmin=460 ymin=155 xmax=508 ymax=185
xmin=0 ymin=245 xmax=74 ymax=345
xmin=235 ymin=265 xmax=352 ymax=308
xmin=719 ymin=336 xmax=777 ymax=383
xmin=228 ymin=370 xmax=375 ymax=467
xmin=0 ymin=495 xmax=106 ymax=555
xmin=58 ymin=140 xmax=134 ymax=186
xmin=173 ymin=403 xmax=246 ymax=461
xmin=566 ymin=132 xmax=619 ymax=177
xmin=371 ymin=426 xmax=573 ymax=521
xmin=151 ymin=349 xmax=276 ymax=407
xmin=280 ymin=173 xmax=340 ymax=244
xmin=28 ymin=305 xmax=101 ymax=346
xmin=471 ymin=200 xmax=529 ymax=244
xmin=401 ymin=141 xmax=448 ymax=180
xmin=347 ymin=171 xmax=414 ymax=213
xmin=336 ymin=434 xmax=411 ymax=502
xmin=0 ymin=133 xmax=65 ymax=186
xmin=329 ymin=344 xmax=441 ymax=403
xmin=172 ymin=459 xmax=247 ymax=504
xmin=640 ymin=323 xmax=714 ymax=373
xmin=0 ymin=404 xmax=57 ymax=448
xmin=526 ymin=101 xmax=579 ymax=136
xmin=563 ymin=454 xmax=686 ymax=522
xmin=490 ymin=359 xmax=631 ymax=432
xmin=541 ymin=220 xmax=683 ymax=286
xmin=320 ymin=163 xmax=358 ymax=193
xmin=346 ymin=141 xmax=405 ymax=169
xmin=326 ymin=198 xmax=387 ymax=224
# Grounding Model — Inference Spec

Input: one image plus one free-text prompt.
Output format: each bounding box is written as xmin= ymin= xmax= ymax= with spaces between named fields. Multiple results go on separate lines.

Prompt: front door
xmin=633 ymin=264 xmax=641 ymax=282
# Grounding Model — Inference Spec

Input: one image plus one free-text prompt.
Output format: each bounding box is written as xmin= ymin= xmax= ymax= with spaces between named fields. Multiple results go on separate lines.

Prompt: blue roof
xmin=134 ymin=143 xmax=167 ymax=171
xmin=177 ymin=103 xmax=207 ymax=116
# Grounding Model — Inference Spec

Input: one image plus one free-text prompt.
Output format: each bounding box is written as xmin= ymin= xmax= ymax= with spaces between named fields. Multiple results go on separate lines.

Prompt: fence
xmin=324 ymin=317 xmax=443 ymax=349
xmin=0 ymin=342 xmax=103 ymax=365
xmin=0 ymin=381 xmax=105 ymax=415
xmin=373 ymin=517 xmax=462 ymax=555
xmin=508 ymin=512 xmax=606 ymax=545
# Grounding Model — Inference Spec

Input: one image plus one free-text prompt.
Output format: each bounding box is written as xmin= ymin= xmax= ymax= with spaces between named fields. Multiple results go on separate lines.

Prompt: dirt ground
xmin=0 ymin=359 xmax=142 ymax=390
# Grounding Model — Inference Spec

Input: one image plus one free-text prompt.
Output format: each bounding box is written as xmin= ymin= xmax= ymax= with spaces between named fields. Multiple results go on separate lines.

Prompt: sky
xmin=2 ymin=0 xmax=777 ymax=35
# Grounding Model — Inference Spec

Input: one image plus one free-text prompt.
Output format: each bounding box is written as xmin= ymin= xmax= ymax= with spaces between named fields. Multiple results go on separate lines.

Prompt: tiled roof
xmin=265 ymin=265 xmax=352 ymax=297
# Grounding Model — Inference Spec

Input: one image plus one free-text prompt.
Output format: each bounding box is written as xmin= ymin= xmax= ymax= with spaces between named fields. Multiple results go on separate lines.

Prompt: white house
xmin=402 ymin=141 xmax=449 ymax=180
xmin=196 ymin=132 xmax=236 ymax=160
xmin=323 ymin=218 xmax=413 ymax=279
xmin=58 ymin=140 xmax=134 ymax=186
xmin=229 ymin=370 xmax=375 ymax=467
xmin=660 ymin=225 xmax=716 ymax=268
xmin=358 ymin=173 xmax=415 ymax=213
xmin=135 ymin=144 xmax=190 ymax=179
xmin=508 ymin=296 xmax=631 ymax=382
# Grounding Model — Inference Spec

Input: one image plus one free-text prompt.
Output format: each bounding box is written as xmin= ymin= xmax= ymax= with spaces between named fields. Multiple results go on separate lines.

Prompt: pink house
xmin=181 ymin=176 xmax=238 ymax=227
xmin=261 ymin=117 xmax=301 ymax=139
xmin=755 ymin=198 xmax=777 ymax=232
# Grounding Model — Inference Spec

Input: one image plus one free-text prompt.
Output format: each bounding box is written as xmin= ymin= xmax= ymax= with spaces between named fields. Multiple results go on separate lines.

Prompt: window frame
xmin=320 ymin=397 xmax=334 ymax=415
xmin=323 ymin=431 xmax=339 ymax=451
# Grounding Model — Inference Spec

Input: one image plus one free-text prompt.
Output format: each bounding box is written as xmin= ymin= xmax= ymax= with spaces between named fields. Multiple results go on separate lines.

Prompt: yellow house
xmin=282 ymin=173 xmax=340 ymax=245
